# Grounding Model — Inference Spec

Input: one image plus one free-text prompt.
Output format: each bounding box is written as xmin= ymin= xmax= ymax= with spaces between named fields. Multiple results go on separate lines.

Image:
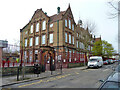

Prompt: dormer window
xmin=65 ymin=19 xmax=67 ymax=27
xmin=42 ymin=20 xmax=46 ymax=30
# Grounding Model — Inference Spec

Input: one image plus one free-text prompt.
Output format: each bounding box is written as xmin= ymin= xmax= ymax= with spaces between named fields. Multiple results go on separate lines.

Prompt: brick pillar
xmin=0 ymin=48 xmax=2 ymax=67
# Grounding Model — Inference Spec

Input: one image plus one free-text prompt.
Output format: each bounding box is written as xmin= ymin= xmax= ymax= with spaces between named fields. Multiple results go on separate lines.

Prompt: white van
xmin=87 ymin=56 xmax=103 ymax=68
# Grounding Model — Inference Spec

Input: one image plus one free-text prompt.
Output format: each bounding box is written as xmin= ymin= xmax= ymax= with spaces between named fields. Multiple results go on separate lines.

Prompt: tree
xmin=108 ymin=0 xmax=120 ymax=57
xmin=92 ymin=40 xmax=102 ymax=56
xmin=92 ymin=40 xmax=115 ymax=58
xmin=108 ymin=0 xmax=120 ymax=19
xmin=102 ymin=40 xmax=114 ymax=58
xmin=83 ymin=20 xmax=97 ymax=35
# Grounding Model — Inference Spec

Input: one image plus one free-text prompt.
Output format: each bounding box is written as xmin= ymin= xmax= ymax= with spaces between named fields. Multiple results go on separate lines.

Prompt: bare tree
xmin=107 ymin=0 xmax=120 ymax=19
xmin=108 ymin=0 xmax=120 ymax=54
xmin=83 ymin=20 xmax=97 ymax=36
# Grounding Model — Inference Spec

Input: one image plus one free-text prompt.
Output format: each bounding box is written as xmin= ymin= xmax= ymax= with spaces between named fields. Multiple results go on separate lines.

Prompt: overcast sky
xmin=0 ymin=0 xmax=118 ymax=52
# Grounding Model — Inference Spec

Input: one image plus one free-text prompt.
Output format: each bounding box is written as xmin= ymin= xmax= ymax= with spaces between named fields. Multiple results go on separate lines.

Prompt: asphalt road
xmin=2 ymin=62 xmax=119 ymax=89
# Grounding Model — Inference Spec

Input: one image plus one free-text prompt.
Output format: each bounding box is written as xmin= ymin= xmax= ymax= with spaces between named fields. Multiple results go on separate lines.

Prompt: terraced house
xmin=20 ymin=5 xmax=95 ymax=69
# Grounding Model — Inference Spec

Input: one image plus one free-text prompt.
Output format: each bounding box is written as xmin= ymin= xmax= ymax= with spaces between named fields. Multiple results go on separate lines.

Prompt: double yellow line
xmin=18 ymin=73 xmax=71 ymax=88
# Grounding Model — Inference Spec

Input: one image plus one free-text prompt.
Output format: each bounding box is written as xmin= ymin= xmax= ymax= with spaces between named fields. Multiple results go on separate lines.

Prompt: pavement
xmin=1 ymin=66 xmax=87 ymax=87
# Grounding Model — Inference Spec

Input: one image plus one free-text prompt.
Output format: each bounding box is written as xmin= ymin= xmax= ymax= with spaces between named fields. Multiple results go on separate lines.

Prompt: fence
xmin=2 ymin=44 xmax=88 ymax=80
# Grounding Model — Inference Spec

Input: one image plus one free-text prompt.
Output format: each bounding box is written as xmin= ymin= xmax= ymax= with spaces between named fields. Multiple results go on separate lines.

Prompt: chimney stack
xmin=57 ymin=7 xmax=60 ymax=14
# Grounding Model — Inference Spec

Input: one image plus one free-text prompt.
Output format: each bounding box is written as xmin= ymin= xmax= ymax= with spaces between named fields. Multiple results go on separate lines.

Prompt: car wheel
xmin=96 ymin=66 xmax=99 ymax=69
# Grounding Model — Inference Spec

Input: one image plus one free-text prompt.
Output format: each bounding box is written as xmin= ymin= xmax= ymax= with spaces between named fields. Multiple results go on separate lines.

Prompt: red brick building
xmin=20 ymin=5 xmax=95 ymax=69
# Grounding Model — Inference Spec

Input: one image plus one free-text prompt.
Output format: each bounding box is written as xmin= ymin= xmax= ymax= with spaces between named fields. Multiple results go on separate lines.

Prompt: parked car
xmin=113 ymin=60 xmax=115 ymax=63
xmin=115 ymin=60 xmax=118 ymax=62
xmin=99 ymin=64 xmax=120 ymax=89
xmin=107 ymin=59 xmax=113 ymax=64
xmin=87 ymin=56 xmax=103 ymax=68
xmin=103 ymin=60 xmax=108 ymax=65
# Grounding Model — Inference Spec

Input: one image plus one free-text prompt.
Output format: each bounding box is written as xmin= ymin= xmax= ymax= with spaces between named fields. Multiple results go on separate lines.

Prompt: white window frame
xmin=42 ymin=35 xmax=46 ymax=44
xmin=36 ymin=23 xmax=39 ymax=32
xmin=65 ymin=32 xmax=67 ymax=43
xmin=29 ymin=51 xmax=32 ymax=62
xmin=65 ymin=19 xmax=67 ymax=27
xmin=25 ymin=31 xmax=28 ymax=34
xmin=25 ymin=39 xmax=27 ymax=47
xmin=29 ymin=38 xmax=33 ymax=46
xmin=35 ymin=37 xmax=39 ymax=45
xmin=69 ymin=50 xmax=71 ymax=62
xmin=69 ymin=34 xmax=71 ymax=44
xmin=42 ymin=20 xmax=46 ymax=30
xmin=49 ymin=33 xmax=53 ymax=43
xmin=30 ymin=25 xmax=33 ymax=33
xmin=72 ymin=24 xmax=74 ymax=31
xmin=72 ymin=36 xmax=74 ymax=44
xmin=69 ymin=19 xmax=71 ymax=29
xmin=50 ymin=23 xmax=53 ymax=28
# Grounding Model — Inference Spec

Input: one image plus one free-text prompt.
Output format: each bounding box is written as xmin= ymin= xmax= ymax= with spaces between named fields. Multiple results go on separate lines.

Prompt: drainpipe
xmin=45 ymin=12 xmax=49 ymax=46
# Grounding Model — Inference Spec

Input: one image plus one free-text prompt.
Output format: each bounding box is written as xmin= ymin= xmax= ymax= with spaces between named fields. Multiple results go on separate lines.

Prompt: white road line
xmin=103 ymin=69 xmax=109 ymax=71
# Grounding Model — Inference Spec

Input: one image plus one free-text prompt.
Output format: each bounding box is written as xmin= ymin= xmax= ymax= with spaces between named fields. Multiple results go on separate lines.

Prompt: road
xmin=2 ymin=62 xmax=118 ymax=89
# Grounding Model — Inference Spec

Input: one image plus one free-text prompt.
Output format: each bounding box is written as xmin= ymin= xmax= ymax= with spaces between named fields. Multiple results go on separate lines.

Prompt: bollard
xmin=17 ymin=67 xmax=20 ymax=81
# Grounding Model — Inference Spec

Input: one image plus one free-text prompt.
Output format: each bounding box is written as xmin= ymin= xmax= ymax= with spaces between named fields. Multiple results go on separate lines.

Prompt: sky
xmin=0 ymin=0 xmax=118 ymax=52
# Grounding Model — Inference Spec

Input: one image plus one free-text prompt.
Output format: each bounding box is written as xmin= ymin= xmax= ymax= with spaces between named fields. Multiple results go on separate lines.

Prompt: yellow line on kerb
xmin=18 ymin=80 xmax=43 ymax=88
xmin=18 ymin=73 xmax=72 ymax=88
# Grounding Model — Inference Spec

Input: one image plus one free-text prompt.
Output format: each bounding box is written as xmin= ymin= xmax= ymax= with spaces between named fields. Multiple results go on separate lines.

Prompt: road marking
xmin=18 ymin=80 xmax=43 ymax=88
xmin=75 ymin=72 xmax=79 ymax=74
xmin=45 ymin=80 xmax=50 ymax=82
xmin=18 ymin=73 xmax=71 ymax=88
xmin=83 ymin=70 xmax=88 ymax=72
xmin=68 ymin=74 xmax=71 ymax=76
xmin=103 ymin=69 xmax=109 ymax=72
xmin=18 ymin=73 xmax=75 ymax=88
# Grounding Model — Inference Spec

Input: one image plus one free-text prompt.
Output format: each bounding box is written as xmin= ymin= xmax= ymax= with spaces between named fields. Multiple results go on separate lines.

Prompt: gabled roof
xmin=20 ymin=4 xmax=75 ymax=32
xmin=49 ymin=11 xmax=65 ymax=23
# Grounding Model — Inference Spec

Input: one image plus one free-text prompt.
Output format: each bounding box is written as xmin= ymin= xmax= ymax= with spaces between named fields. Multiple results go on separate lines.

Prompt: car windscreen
xmin=89 ymin=59 xmax=97 ymax=61
xmin=101 ymin=81 xmax=120 ymax=89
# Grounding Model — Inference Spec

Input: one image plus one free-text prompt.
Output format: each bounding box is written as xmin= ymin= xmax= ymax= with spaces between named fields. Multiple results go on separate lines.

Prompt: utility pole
xmin=21 ymin=29 xmax=25 ymax=80
xmin=118 ymin=1 xmax=120 ymax=62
